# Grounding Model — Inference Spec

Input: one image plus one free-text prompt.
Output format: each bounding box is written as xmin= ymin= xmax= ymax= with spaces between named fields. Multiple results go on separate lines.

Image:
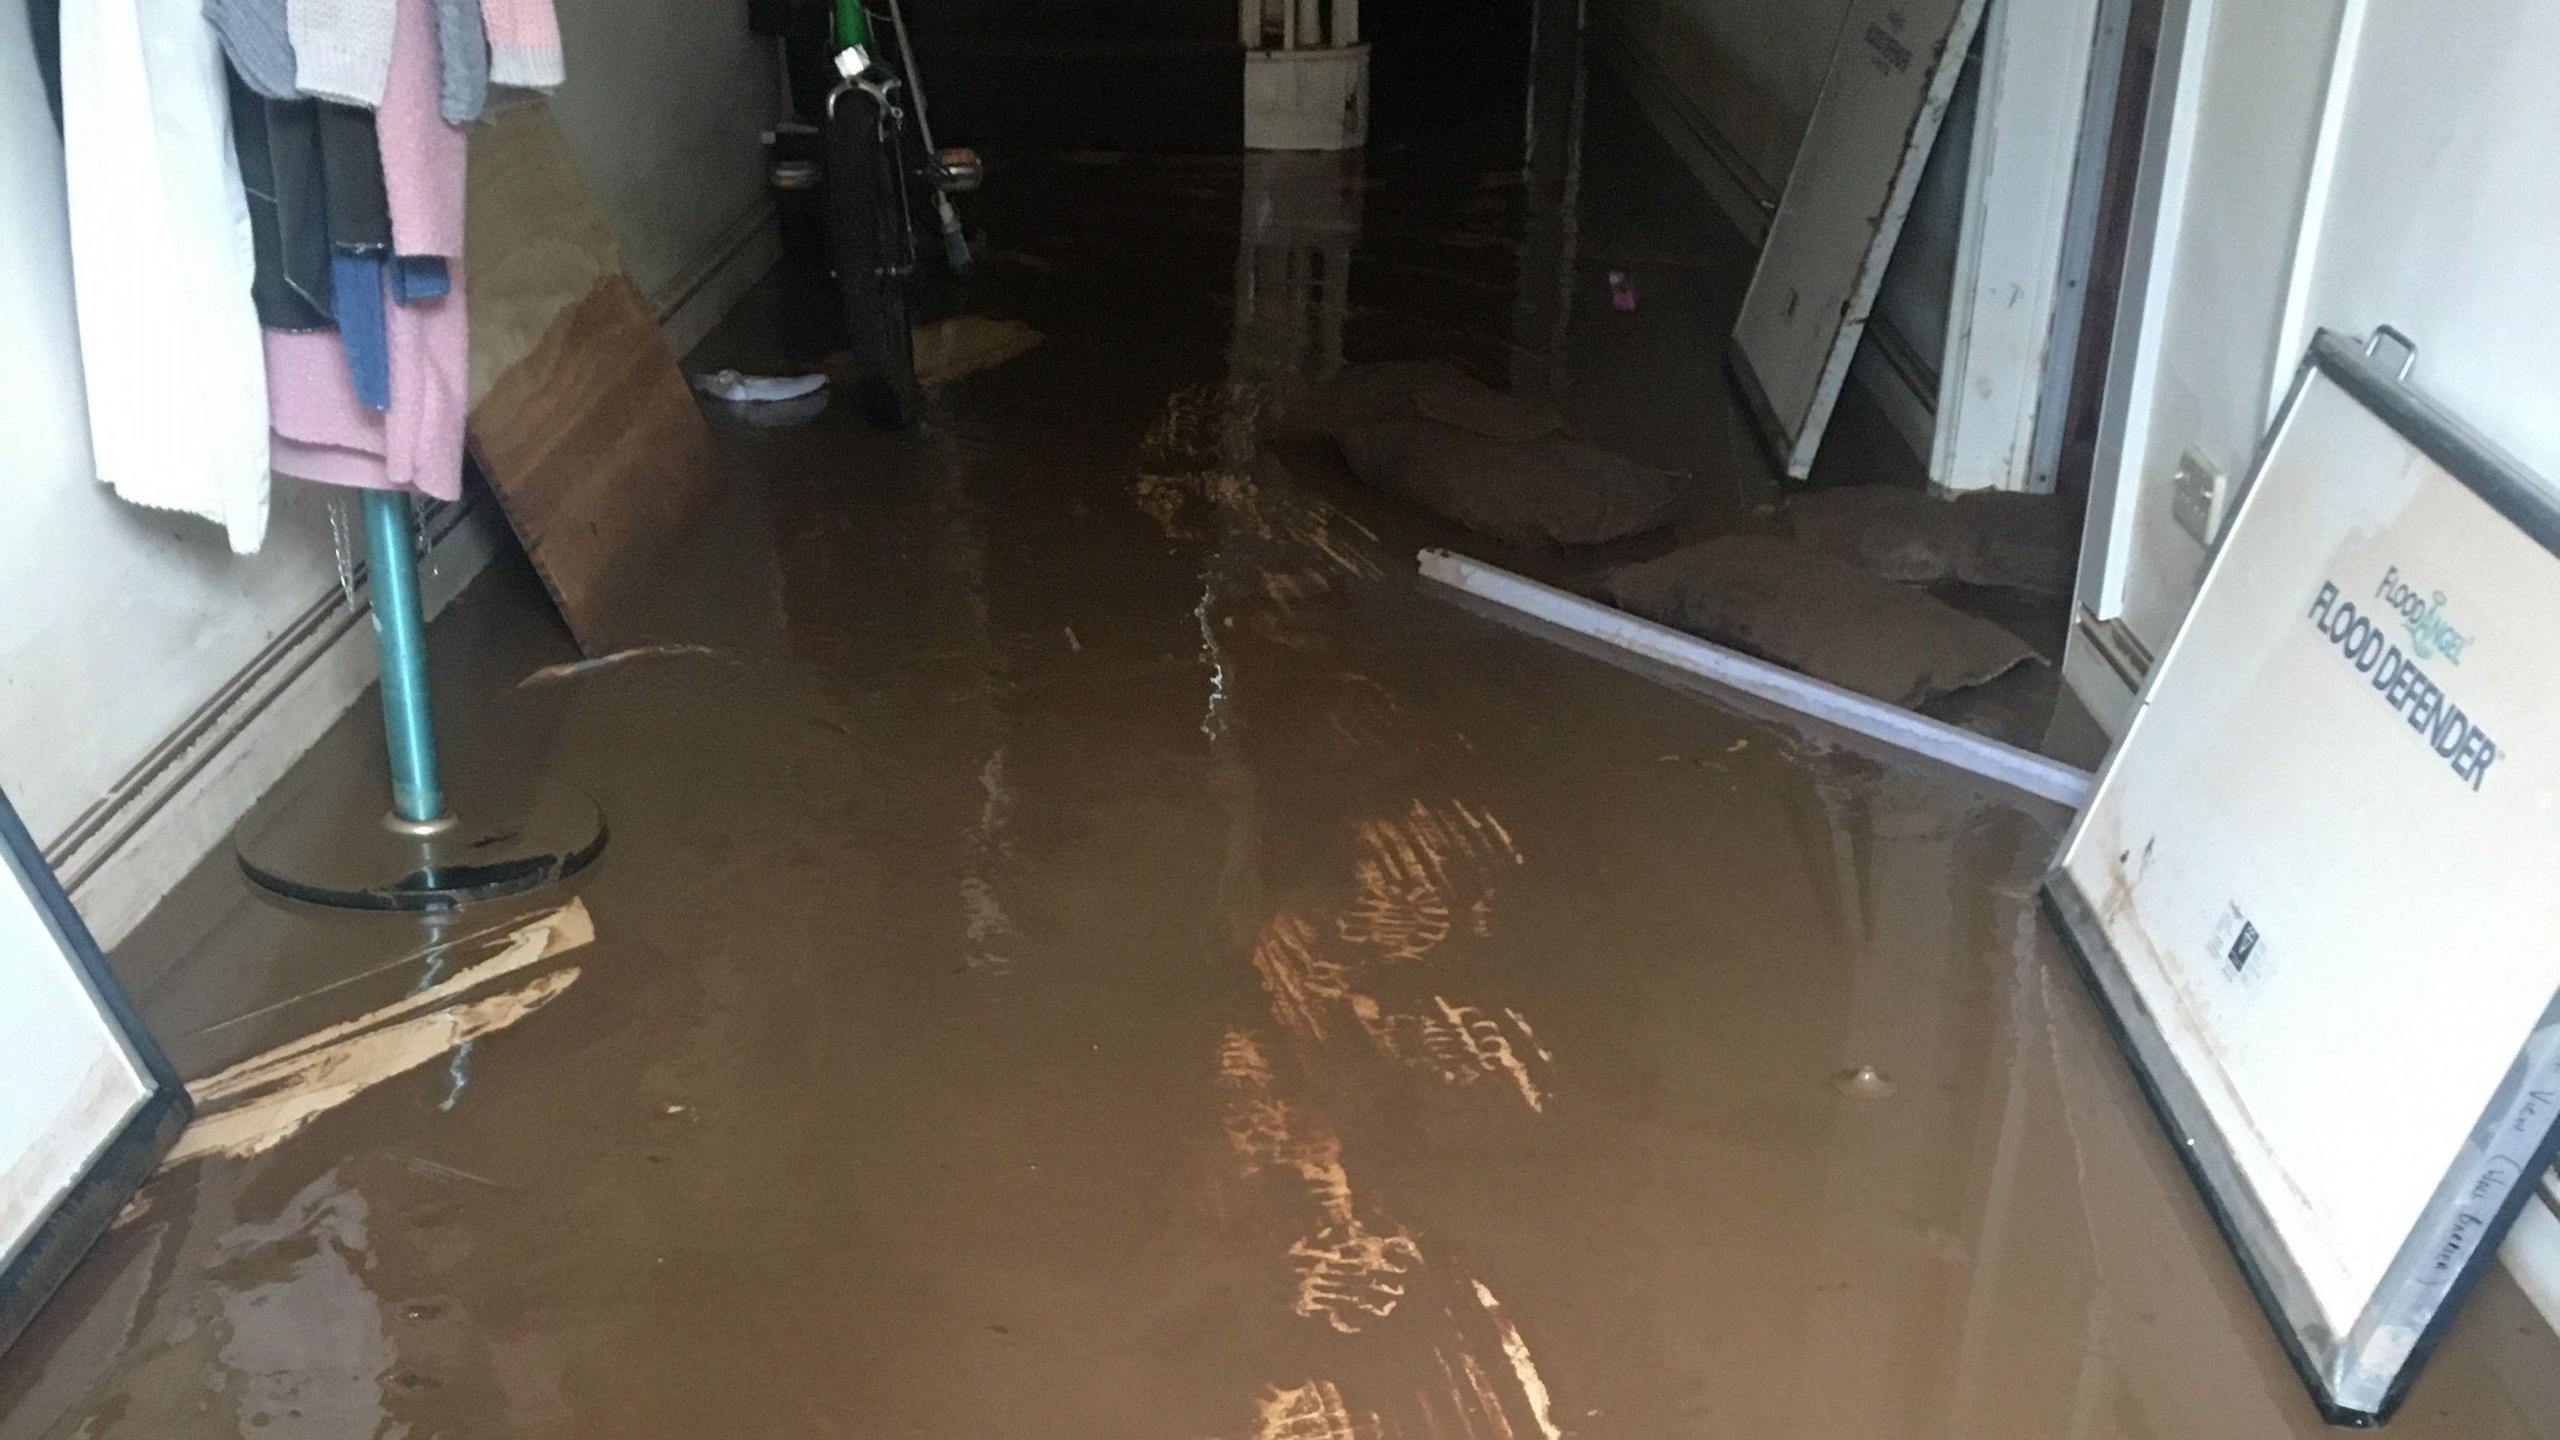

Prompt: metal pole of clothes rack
xmin=360 ymin=489 xmax=448 ymax=827
xmin=231 ymin=488 xmax=607 ymax=912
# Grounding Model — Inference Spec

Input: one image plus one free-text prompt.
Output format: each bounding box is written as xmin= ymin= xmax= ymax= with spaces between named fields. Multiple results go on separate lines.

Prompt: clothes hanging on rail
xmin=60 ymin=0 xmax=272 ymax=554
xmin=265 ymin=0 xmax=467 ymax=498
xmin=309 ymin=99 xmax=393 ymax=406
xmin=393 ymin=255 xmax=449 ymax=298
xmin=61 ymin=0 xmax=565 ymax=522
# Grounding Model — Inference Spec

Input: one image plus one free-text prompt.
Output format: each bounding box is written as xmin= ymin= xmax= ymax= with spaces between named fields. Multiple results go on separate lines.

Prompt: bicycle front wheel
xmin=826 ymin=87 xmax=918 ymax=430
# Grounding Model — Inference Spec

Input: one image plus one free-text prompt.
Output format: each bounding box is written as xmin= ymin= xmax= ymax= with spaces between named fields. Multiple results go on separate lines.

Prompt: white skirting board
xmin=51 ymin=502 xmax=507 ymax=950
xmin=653 ymin=195 xmax=783 ymax=360
xmin=1417 ymin=548 xmax=2093 ymax=809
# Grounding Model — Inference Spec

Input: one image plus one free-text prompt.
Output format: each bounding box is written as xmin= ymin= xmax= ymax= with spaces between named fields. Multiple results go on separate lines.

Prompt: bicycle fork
xmin=833 ymin=0 xmax=976 ymax=274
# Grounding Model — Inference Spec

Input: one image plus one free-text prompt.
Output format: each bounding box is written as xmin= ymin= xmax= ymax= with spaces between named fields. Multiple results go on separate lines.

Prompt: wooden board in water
xmin=464 ymin=107 xmax=721 ymax=655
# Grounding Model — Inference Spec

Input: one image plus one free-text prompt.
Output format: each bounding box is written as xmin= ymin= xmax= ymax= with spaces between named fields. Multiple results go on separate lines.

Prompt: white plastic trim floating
xmin=1416 ymin=548 xmax=2095 ymax=810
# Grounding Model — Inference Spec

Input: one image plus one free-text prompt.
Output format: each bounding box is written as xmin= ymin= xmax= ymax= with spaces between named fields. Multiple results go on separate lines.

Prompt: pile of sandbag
xmin=1784 ymin=485 xmax=2077 ymax=595
xmin=1288 ymin=362 xmax=1680 ymax=548
xmin=1292 ymin=362 xmax=2057 ymax=710
xmin=1603 ymin=536 xmax=2039 ymax=707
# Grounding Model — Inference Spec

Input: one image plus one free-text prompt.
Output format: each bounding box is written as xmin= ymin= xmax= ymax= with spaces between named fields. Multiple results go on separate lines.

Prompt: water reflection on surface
xmin=6 ymin=33 xmax=2557 ymax=1440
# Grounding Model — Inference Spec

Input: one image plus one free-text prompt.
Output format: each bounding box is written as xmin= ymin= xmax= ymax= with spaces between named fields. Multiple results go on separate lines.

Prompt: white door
xmin=1731 ymin=0 xmax=1988 ymax=478
xmin=0 ymin=794 xmax=184 ymax=1354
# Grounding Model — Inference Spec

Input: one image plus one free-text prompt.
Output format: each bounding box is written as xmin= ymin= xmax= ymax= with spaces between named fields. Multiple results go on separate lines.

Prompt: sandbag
xmin=1273 ymin=359 xmax=1470 ymax=440
xmin=1334 ymin=418 xmax=1680 ymax=548
xmin=1278 ymin=359 xmax=1561 ymax=445
xmin=1603 ymin=535 xmax=2040 ymax=706
xmin=1785 ymin=485 xmax=2078 ymax=595
xmin=1409 ymin=380 xmax=1561 ymax=443
xmin=913 ymin=315 xmax=1044 ymax=386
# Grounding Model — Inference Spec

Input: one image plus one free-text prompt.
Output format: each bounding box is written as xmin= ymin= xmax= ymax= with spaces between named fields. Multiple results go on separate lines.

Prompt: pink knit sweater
xmin=265 ymin=0 xmax=466 ymax=500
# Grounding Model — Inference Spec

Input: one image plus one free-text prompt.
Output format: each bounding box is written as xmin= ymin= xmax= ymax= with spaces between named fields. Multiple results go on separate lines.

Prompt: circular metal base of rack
xmin=236 ymin=772 xmax=606 ymax=912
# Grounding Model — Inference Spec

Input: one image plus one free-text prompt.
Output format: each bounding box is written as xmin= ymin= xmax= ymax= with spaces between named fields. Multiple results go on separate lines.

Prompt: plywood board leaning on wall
xmin=464 ymin=106 xmax=723 ymax=656
xmin=1731 ymin=0 xmax=1989 ymax=478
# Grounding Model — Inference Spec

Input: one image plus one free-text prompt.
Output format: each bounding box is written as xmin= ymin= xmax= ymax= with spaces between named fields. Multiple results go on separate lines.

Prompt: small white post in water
xmin=1244 ymin=0 xmax=1369 ymax=150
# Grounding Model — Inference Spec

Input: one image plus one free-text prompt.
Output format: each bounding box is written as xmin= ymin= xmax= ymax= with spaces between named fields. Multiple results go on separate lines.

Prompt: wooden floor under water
xmin=7 ymin=74 xmax=2558 ymax=1440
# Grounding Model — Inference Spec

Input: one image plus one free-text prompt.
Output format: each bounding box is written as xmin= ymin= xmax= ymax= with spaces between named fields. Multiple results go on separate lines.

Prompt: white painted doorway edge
xmin=1930 ymin=0 xmax=2108 ymax=494
xmin=2075 ymin=0 xmax=2216 ymax=625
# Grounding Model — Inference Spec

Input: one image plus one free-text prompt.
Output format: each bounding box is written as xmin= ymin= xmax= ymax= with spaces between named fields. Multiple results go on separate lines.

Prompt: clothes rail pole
xmin=360 ymin=490 xmax=448 ymax=827
xmin=231 ymin=490 xmax=607 ymax=912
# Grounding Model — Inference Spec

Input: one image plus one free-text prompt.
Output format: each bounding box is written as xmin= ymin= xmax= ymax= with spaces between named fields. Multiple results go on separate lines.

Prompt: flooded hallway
xmin=8 ymin=0 xmax=2560 ymax=1435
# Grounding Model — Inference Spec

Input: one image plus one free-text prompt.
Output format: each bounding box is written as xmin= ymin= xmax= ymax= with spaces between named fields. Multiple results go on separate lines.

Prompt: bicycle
xmin=827 ymin=0 xmax=980 ymax=429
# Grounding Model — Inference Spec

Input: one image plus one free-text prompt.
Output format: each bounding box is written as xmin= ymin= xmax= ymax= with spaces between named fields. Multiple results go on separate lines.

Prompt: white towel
xmin=61 ymin=0 xmax=272 ymax=554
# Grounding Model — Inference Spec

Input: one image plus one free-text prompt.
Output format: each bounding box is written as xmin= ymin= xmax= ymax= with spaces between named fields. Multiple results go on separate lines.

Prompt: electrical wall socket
xmin=2171 ymin=448 xmax=2231 ymax=547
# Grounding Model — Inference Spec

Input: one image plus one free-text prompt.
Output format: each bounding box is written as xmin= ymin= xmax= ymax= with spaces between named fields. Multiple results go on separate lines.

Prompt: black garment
xmin=226 ymin=64 xmax=403 ymax=330
xmin=315 ymin=101 xmax=390 ymax=252
xmin=266 ymin=96 xmax=334 ymax=316
xmin=227 ymin=66 xmax=330 ymax=329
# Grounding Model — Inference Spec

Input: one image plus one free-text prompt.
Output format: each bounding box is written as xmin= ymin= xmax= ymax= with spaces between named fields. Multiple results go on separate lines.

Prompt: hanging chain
xmin=326 ymin=494 xmax=363 ymax=610
xmin=328 ymin=493 xmax=441 ymax=605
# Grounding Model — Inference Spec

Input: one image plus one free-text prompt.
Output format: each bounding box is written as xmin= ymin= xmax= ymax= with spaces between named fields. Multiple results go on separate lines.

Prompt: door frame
xmin=2075 ymin=0 xmax=2213 ymax=621
xmin=1928 ymin=0 xmax=2110 ymax=493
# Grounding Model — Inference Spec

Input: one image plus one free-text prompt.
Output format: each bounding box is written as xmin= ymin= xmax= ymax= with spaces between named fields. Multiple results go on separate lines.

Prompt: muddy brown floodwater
xmin=5 ymin=66 xmax=2557 ymax=1440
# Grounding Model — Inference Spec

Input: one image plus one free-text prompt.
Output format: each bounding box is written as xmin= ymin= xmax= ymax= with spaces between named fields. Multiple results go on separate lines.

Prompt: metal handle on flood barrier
xmin=361 ymin=490 xmax=448 ymax=827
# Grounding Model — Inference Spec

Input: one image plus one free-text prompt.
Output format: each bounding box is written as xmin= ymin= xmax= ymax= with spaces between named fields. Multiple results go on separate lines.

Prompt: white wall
xmin=0 ymin=0 xmax=777 ymax=948
xmin=2100 ymin=0 xmax=2342 ymax=651
xmin=547 ymin=0 xmax=784 ymax=334
xmin=0 ymin=0 xmax=95 ymax=849
xmin=2082 ymin=0 xmax=2560 ymax=664
xmin=2291 ymin=1 xmax=2560 ymax=483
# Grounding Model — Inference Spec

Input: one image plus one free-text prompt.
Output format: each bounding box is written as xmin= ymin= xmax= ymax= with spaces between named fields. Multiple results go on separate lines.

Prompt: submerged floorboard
xmin=5 ymin=70 xmax=2556 ymax=1440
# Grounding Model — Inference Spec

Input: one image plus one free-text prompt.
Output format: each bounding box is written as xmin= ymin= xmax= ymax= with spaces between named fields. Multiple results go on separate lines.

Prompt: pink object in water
xmin=1609 ymin=270 xmax=1638 ymax=312
xmin=263 ymin=0 xmax=466 ymax=500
